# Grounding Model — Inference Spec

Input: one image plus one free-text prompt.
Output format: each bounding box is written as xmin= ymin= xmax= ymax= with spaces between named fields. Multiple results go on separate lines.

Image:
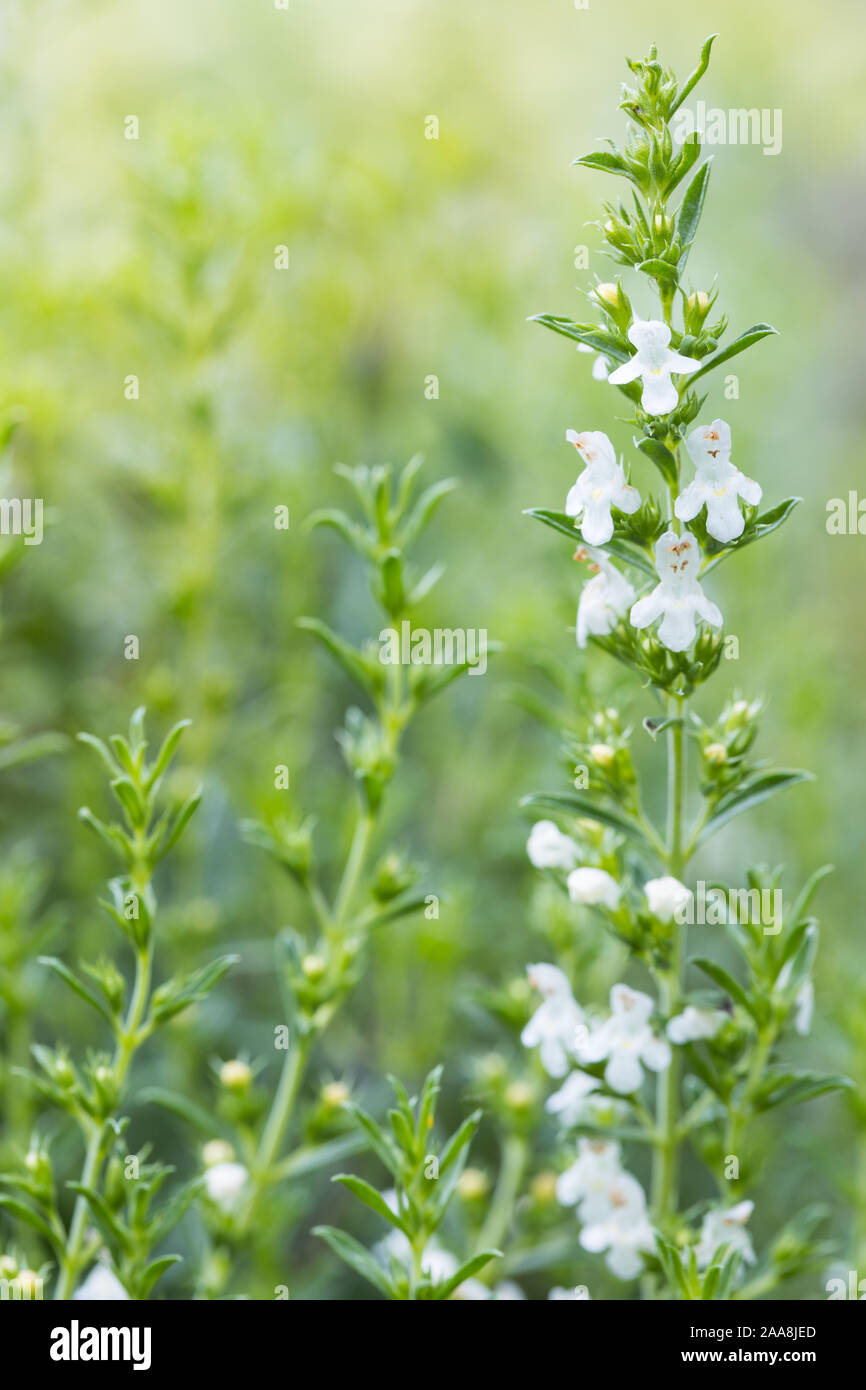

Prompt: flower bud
xmin=685 ymin=290 xmax=713 ymax=333
xmin=457 ymin=1167 xmax=490 ymax=1202
xmin=203 ymin=1139 xmax=236 ymax=1168
xmin=704 ymin=742 xmax=727 ymax=765
xmin=220 ymin=1059 xmax=252 ymax=1092
xmin=321 ymin=1081 xmax=350 ymax=1110
xmin=589 ymin=743 xmax=616 ymax=768
xmin=504 ymin=1080 xmax=536 ymax=1114
xmin=530 ymin=1171 xmax=559 ymax=1205
xmin=301 ymin=953 xmax=327 ymax=983
xmin=16 ymin=1269 xmax=42 ymax=1299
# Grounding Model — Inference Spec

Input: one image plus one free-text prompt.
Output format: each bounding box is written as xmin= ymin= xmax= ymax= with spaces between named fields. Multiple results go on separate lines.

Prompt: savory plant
xmin=519 ymin=37 xmax=849 ymax=1298
xmin=0 ymin=710 xmax=232 ymax=1299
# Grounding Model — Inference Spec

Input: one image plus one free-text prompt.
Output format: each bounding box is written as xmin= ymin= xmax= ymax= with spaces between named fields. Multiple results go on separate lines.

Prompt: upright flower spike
xmin=675 ymin=419 xmax=762 ymax=543
xmin=577 ymin=983 xmax=671 ymax=1094
xmin=629 ymin=529 xmax=722 ymax=652
xmin=575 ymin=546 xmax=635 ymax=648
xmin=607 ymin=319 xmax=701 ymax=415
xmin=522 ymin=963 xmax=586 ymax=1078
xmin=564 ymin=430 xmax=640 ymax=546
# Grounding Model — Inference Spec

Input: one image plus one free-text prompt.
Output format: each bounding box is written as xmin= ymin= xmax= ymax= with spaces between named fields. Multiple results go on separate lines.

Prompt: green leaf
xmin=145 ymin=719 xmax=191 ymax=792
xmin=346 ymin=1103 xmax=403 ymax=1178
xmin=521 ymin=790 xmax=652 ymax=851
xmin=684 ymin=324 xmax=778 ymax=388
xmin=296 ymin=616 xmax=384 ymax=696
xmin=635 ymin=436 xmax=678 ymax=490
xmin=691 ymin=957 xmax=755 ymax=1016
xmin=637 ymin=257 xmax=679 ymax=285
xmin=433 ymin=1249 xmax=501 ymax=1300
xmin=664 ymin=132 xmax=702 ymax=195
xmin=756 ymin=1071 xmax=852 ymax=1112
xmin=272 ymin=1134 xmax=368 ymax=1182
xmin=670 ymin=34 xmax=719 ymax=115
xmin=572 ymin=151 xmax=642 ymax=189
xmin=698 ymin=771 xmax=813 ymax=843
xmin=788 ymin=864 xmax=833 ymax=929
xmin=66 ymin=1183 xmax=132 ymax=1253
xmin=416 ymin=1064 xmax=443 ymax=1142
xmin=675 ymin=160 xmax=712 ymax=262
xmin=0 ymin=1195 xmax=62 ymax=1250
xmin=333 ymin=1175 xmax=408 ymax=1233
xmin=154 ymin=789 xmax=201 ymax=860
xmin=37 ymin=956 xmax=114 ymax=1024
xmin=305 ymin=508 xmax=373 ymax=558
xmin=148 ymin=954 xmax=238 ymax=1026
xmin=702 ymin=497 xmax=802 ymax=572
xmin=439 ymin=1110 xmax=481 ymax=1175
xmin=399 ymin=478 xmax=459 ymax=550
xmin=527 ymin=315 xmax=630 ymax=363
xmin=523 ymin=509 xmax=656 ymax=575
xmin=138 ymin=1086 xmax=233 ymax=1138
xmin=642 ymin=715 xmax=683 ymax=741
xmin=137 ymin=1255 xmax=182 ymax=1299
xmin=0 ymin=731 xmax=68 ymax=772
xmin=313 ymin=1225 xmax=395 ymax=1299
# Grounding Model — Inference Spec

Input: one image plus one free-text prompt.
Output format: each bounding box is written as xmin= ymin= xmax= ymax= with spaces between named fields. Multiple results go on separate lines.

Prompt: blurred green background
xmin=1 ymin=0 xmax=864 ymax=1296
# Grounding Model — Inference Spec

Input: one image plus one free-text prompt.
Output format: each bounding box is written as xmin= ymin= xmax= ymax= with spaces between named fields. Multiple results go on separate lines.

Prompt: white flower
xmin=204 ymin=1160 xmax=249 ymax=1208
xmin=675 ymin=419 xmax=762 ymax=544
xmin=556 ymin=1138 xmax=623 ymax=1211
xmin=644 ymin=875 xmax=693 ymax=923
xmin=546 ymin=1070 xmax=602 ymax=1126
xmin=73 ymin=1265 xmax=130 ymax=1301
xmin=548 ymin=1284 xmax=591 ymax=1299
xmin=607 ymin=319 xmax=701 ymax=415
xmin=630 ymin=529 xmax=722 ymax=652
xmin=522 ymin=964 xmax=585 ymax=1078
xmin=564 ymin=430 xmax=640 ymax=546
xmin=578 ymin=342 xmax=609 ymax=380
xmin=527 ymin=820 xmax=579 ymax=870
xmin=794 ymin=980 xmax=814 ymax=1036
xmin=667 ymin=1005 xmax=727 ymax=1044
xmin=696 ymin=1200 xmax=756 ymax=1268
xmin=567 ymin=867 xmax=621 ymax=910
xmin=575 ymin=548 xmax=635 ymax=648
xmin=577 ymin=984 xmax=672 ymax=1093
xmin=578 ymin=1173 xmax=656 ymax=1280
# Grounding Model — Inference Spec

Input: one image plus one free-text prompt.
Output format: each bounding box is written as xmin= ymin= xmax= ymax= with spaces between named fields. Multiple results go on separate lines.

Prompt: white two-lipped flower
xmin=675 ymin=419 xmax=762 ymax=543
xmin=630 ymin=530 xmax=722 ymax=653
xmin=575 ymin=547 xmax=635 ymax=648
xmin=567 ymin=866 xmax=621 ymax=910
xmin=607 ymin=320 xmax=700 ymax=415
xmin=527 ymin=820 xmax=579 ymax=870
xmin=695 ymin=1200 xmax=756 ymax=1269
xmin=577 ymin=984 xmax=671 ymax=1093
xmin=556 ymin=1140 xmax=655 ymax=1281
xmin=644 ymin=875 xmax=693 ymax=922
xmin=522 ymin=963 xmax=585 ymax=1078
xmin=204 ymin=1160 xmax=249 ymax=1209
xmin=565 ymin=430 xmax=640 ymax=546
xmin=667 ymin=1005 xmax=727 ymax=1044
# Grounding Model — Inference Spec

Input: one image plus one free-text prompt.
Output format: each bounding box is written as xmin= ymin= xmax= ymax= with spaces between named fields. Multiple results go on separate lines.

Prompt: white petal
xmin=737 ymin=473 xmax=762 ymax=506
xmin=605 ymin=1244 xmax=645 ymax=1281
xmin=693 ymin=594 xmax=723 ymax=627
xmin=629 ymin=587 xmax=664 ymax=630
xmin=604 ymin=1050 xmax=644 ymax=1093
xmin=666 ymin=351 xmax=701 ymax=375
xmin=640 ymin=371 xmax=679 ymax=415
xmin=608 ymin=355 xmax=643 ymax=385
xmin=705 ymin=493 xmax=746 ymax=544
xmin=580 ymin=500 xmax=614 ymax=546
xmin=657 ymin=603 xmax=697 ymax=651
xmin=640 ymin=1035 xmax=672 ymax=1072
xmin=674 ymin=481 xmax=704 ymax=523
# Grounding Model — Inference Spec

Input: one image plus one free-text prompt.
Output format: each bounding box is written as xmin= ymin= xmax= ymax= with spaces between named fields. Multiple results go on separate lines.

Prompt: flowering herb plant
xmin=520 ymin=37 xmax=851 ymax=1299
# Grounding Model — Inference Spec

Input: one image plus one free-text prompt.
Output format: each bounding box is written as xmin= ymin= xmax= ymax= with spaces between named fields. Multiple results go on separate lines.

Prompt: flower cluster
xmin=566 ymin=411 xmax=762 ymax=656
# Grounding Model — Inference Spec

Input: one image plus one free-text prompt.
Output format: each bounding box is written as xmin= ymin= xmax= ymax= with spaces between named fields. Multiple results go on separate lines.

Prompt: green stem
xmin=54 ymin=942 xmax=152 ymax=1300
xmin=651 ymin=695 xmax=686 ymax=1224
xmin=474 ymin=1133 xmax=528 ymax=1265
xmin=253 ymin=1033 xmax=313 ymax=1185
xmin=332 ymin=811 xmax=374 ymax=931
